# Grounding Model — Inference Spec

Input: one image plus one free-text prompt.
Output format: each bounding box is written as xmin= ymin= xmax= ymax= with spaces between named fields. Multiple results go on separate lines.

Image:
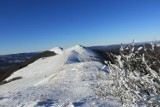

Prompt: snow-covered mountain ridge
xmin=0 ymin=45 xmax=120 ymax=107
xmin=1 ymin=42 xmax=160 ymax=107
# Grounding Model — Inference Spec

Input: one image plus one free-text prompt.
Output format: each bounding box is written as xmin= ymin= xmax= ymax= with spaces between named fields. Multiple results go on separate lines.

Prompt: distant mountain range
xmin=0 ymin=52 xmax=39 ymax=69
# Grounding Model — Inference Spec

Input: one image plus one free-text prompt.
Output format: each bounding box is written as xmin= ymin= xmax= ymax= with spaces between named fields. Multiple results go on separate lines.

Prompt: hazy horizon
xmin=1 ymin=0 xmax=160 ymax=54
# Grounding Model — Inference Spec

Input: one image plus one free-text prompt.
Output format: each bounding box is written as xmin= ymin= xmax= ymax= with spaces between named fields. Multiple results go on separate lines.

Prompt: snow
xmin=137 ymin=47 xmax=143 ymax=51
xmin=157 ymin=43 xmax=160 ymax=47
xmin=0 ymin=45 xmax=120 ymax=107
xmin=50 ymin=47 xmax=63 ymax=54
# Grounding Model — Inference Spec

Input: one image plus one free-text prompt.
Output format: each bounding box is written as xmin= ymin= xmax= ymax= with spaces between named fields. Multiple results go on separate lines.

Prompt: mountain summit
xmin=50 ymin=47 xmax=63 ymax=54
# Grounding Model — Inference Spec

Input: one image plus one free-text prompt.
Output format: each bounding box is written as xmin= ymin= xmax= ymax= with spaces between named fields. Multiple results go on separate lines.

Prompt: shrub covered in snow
xmin=94 ymin=41 xmax=160 ymax=106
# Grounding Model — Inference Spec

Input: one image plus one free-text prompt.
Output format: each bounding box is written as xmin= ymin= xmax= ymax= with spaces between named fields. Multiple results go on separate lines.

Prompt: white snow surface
xmin=50 ymin=47 xmax=63 ymax=54
xmin=137 ymin=46 xmax=143 ymax=51
xmin=0 ymin=45 xmax=121 ymax=107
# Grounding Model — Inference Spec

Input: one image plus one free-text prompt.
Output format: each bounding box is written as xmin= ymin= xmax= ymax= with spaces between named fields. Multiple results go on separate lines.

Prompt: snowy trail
xmin=0 ymin=45 xmax=121 ymax=107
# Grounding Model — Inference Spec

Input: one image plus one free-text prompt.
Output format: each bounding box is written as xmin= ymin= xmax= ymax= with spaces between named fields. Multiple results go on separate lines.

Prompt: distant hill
xmin=0 ymin=52 xmax=39 ymax=69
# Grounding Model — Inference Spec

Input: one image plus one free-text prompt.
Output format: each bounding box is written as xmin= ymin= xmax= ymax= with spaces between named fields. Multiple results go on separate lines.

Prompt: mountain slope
xmin=0 ymin=51 xmax=56 ymax=84
xmin=0 ymin=45 xmax=120 ymax=107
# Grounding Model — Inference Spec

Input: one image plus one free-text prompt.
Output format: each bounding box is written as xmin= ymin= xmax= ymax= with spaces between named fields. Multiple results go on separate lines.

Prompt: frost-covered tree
xmin=94 ymin=41 xmax=160 ymax=106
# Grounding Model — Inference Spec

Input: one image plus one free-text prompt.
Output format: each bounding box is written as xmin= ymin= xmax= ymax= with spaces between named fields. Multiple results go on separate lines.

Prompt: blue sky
xmin=0 ymin=0 xmax=160 ymax=54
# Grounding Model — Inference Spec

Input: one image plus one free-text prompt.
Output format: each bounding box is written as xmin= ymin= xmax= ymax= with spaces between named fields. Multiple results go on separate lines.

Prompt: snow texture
xmin=0 ymin=45 xmax=120 ymax=107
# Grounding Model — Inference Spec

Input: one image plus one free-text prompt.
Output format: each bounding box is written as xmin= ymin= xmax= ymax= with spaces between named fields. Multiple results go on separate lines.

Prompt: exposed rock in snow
xmin=50 ymin=47 xmax=63 ymax=54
